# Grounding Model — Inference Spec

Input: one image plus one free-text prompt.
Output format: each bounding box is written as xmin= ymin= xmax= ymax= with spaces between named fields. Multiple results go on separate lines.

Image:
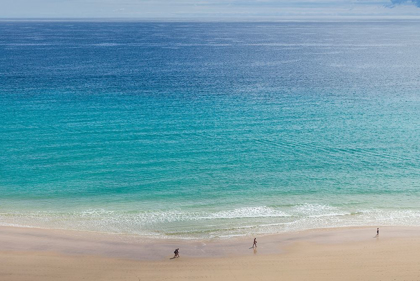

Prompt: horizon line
xmin=2 ymin=16 xmax=420 ymax=23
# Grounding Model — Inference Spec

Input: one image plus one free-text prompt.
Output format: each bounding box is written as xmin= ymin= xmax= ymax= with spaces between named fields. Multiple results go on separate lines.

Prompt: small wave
xmin=291 ymin=203 xmax=349 ymax=217
xmin=2 ymin=206 xmax=420 ymax=239
xmin=206 ymin=206 xmax=290 ymax=220
xmin=92 ymin=43 xmax=120 ymax=47
xmin=0 ymin=43 xmax=54 ymax=46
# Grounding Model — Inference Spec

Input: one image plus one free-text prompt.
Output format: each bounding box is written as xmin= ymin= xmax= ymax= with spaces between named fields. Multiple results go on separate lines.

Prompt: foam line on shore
xmin=1 ymin=225 xmax=420 ymax=261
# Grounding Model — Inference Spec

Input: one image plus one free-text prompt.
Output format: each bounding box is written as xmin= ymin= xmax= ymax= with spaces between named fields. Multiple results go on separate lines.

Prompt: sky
xmin=1 ymin=0 xmax=420 ymax=19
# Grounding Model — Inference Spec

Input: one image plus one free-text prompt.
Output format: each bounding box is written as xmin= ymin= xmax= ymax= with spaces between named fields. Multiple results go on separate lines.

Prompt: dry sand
xmin=1 ymin=226 xmax=420 ymax=281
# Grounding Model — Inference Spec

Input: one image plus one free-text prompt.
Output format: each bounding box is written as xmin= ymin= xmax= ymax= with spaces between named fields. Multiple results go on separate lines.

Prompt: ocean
xmin=1 ymin=21 xmax=420 ymax=239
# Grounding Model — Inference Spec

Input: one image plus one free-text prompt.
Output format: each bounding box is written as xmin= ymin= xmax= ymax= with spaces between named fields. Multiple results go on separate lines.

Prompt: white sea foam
xmin=290 ymin=203 xmax=350 ymax=217
xmin=205 ymin=206 xmax=291 ymax=219
xmin=2 ymin=205 xmax=420 ymax=239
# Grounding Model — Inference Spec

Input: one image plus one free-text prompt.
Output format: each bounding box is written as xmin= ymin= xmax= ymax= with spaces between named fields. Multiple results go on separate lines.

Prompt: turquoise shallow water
xmin=1 ymin=21 xmax=420 ymax=238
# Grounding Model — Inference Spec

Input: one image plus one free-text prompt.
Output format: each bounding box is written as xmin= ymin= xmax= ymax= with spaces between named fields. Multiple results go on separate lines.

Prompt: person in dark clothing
xmin=173 ymin=248 xmax=180 ymax=258
xmin=252 ymin=238 xmax=257 ymax=248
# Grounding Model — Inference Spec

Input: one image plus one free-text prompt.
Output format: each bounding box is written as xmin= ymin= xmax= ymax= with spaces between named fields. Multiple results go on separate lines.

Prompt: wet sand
xmin=1 ymin=226 xmax=420 ymax=280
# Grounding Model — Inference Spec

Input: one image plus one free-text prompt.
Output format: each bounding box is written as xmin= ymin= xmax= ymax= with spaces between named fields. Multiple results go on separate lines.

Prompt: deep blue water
xmin=1 ymin=21 xmax=420 ymax=238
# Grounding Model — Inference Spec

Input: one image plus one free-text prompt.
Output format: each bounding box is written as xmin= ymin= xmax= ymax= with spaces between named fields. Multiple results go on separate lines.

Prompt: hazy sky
xmin=1 ymin=0 xmax=420 ymax=19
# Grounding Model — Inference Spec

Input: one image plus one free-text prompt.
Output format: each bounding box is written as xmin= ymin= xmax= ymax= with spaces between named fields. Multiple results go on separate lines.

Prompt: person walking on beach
xmin=252 ymin=238 xmax=257 ymax=248
xmin=173 ymin=248 xmax=180 ymax=258
xmin=376 ymin=228 xmax=379 ymax=236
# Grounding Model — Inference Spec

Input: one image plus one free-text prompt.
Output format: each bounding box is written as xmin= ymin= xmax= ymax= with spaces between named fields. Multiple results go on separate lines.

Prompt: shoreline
xmin=2 ymin=225 xmax=420 ymax=280
xmin=1 ymin=225 xmax=420 ymax=260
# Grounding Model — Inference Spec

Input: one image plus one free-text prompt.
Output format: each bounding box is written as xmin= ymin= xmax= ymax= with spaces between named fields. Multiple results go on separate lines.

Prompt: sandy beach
xmin=1 ymin=226 xmax=420 ymax=281
xmin=3 ymin=17 xmax=420 ymax=281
